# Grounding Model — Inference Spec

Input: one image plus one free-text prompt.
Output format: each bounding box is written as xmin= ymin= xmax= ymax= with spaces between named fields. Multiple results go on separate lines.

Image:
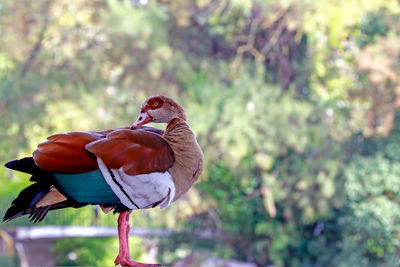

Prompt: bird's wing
xmin=32 ymin=126 xmax=166 ymax=174
xmin=33 ymin=131 xmax=103 ymax=173
xmin=85 ymin=128 xmax=174 ymax=176
xmin=136 ymin=125 xmax=165 ymax=136
xmin=85 ymin=129 xmax=176 ymax=209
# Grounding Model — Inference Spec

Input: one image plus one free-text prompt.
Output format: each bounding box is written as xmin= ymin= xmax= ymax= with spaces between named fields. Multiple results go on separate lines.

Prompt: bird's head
xmin=131 ymin=95 xmax=187 ymax=130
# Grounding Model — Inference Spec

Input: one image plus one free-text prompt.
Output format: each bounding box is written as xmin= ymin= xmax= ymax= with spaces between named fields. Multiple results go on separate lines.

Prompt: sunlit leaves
xmin=0 ymin=53 xmax=14 ymax=75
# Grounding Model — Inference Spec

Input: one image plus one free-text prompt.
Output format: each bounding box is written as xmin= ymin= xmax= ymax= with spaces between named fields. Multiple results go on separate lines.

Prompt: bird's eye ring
xmin=153 ymin=102 xmax=159 ymax=107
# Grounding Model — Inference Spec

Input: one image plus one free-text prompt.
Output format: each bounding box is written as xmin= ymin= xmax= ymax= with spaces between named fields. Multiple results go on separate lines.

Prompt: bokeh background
xmin=1 ymin=0 xmax=400 ymax=266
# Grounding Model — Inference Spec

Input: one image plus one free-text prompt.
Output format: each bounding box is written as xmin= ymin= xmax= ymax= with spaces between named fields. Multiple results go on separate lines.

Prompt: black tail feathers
xmin=3 ymin=157 xmax=87 ymax=223
xmin=5 ymin=157 xmax=41 ymax=175
xmin=3 ymin=157 xmax=54 ymax=223
xmin=3 ymin=183 xmax=51 ymax=223
xmin=6 ymin=157 xmax=53 ymax=183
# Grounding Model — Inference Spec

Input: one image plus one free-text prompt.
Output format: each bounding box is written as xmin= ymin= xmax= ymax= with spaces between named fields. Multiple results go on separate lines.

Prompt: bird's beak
xmin=130 ymin=112 xmax=153 ymax=130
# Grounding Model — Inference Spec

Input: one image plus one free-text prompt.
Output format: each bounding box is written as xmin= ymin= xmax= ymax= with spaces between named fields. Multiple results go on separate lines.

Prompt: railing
xmin=1 ymin=204 xmax=117 ymax=228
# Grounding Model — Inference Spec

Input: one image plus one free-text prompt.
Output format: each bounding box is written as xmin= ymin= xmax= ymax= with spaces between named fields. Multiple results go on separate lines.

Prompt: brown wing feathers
xmin=33 ymin=132 xmax=100 ymax=173
xmin=32 ymin=128 xmax=174 ymax=175
xmin=86 ymin=129 xmax=175 ymax=176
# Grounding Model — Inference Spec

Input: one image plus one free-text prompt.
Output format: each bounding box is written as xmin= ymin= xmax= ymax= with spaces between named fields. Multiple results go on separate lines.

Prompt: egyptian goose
xmin=3 ymin=95 xmax=204 ymax=266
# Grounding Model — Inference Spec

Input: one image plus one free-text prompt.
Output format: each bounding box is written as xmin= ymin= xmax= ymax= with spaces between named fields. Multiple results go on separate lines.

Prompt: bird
xmin=3 ymin=95 xmax=204 ymax=266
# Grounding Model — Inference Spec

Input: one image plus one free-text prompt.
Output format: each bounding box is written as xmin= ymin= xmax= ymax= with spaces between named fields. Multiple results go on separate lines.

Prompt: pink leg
xmin=125 ymin=212 xmax=131 ymax=256
xmin=115 ymin=211 xmax=129 ymax=264
xmin=114 ymin=211 xmax=160 ymax=266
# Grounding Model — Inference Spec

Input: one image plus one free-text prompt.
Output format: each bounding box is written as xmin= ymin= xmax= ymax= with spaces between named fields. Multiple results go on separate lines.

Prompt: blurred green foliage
xmin=53 ymin=237 xmax=145 ymax=266
xmin=1 ymin=0 xmax=400 ymax=266
xmin=0 ymin=255 xmax=18 ymax=267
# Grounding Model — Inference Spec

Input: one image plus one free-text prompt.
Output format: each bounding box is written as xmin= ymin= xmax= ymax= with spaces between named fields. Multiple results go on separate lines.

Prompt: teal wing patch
xmin=53 ymin=170 xmax=122 ymax=205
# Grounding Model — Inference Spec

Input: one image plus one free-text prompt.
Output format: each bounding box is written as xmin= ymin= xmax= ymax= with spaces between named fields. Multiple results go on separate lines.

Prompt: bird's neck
xmin=163 ymin=118 xmax=204 ymax=201
xmin=166 ymin=118 xmax=183 ymax=129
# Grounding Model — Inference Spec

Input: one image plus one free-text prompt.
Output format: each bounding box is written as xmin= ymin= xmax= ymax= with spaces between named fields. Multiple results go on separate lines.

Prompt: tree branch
xmin=20 ymin=1 xmax=51 ymax=79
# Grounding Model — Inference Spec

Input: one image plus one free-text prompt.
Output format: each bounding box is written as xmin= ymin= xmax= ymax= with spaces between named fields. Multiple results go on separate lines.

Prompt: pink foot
xmin=115 ymin=255 xmax=120 ymax=265
xmin=115 ymin=211 xmax=160 ymax=266
xmin=115 ymin=256 xmax=161 ymax=266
